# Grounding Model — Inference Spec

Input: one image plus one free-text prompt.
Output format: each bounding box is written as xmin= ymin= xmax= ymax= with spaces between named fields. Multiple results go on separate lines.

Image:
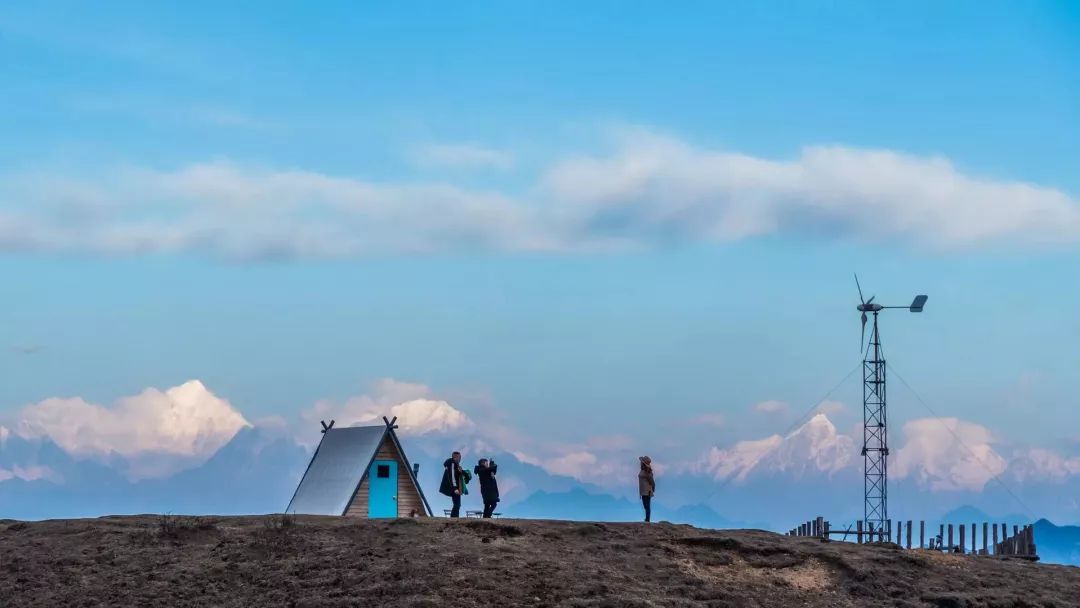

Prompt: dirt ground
xmin=1 ymin=515 xmax=1077 ymax=607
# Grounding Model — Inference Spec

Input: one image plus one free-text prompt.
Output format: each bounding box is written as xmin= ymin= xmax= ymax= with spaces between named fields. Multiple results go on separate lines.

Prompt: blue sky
xmin=1 ymin=1 xmax=1079 ymax=492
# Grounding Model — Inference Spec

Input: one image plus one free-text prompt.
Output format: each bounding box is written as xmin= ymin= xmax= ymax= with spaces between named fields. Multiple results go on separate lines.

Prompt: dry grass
xmin=0 ymin=516 xmax=1076 ymax=607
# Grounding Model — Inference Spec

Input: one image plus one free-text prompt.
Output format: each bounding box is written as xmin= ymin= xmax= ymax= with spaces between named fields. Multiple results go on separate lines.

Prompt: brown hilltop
xmin=0 ymin=515 xmax=1076 ymax=607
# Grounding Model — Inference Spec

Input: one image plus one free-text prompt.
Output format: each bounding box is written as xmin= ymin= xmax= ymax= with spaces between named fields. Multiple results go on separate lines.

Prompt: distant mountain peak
xmin=697 ymin=413 xmax=855 ymax=482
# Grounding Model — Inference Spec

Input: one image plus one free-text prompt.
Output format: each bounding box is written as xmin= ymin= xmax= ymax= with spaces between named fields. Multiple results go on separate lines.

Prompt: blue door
xmin=367 ymin=459 xmax=398 ymax=518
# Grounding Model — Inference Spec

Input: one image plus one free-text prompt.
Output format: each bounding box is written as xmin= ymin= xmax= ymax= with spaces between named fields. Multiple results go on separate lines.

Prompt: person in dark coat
xmin=439 ymin=451 xmax=464 ymax=517
xmin=474 ymin=458 xmax=500 ymax=518
xmin=639 ymin=455 xmax=655 ymax=522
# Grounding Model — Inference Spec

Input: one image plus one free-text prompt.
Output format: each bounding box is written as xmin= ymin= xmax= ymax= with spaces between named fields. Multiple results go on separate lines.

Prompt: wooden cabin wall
xmin=346 ymin=482 xmax=369 ymax=518
xmin=344 ymin=436 xmax=428 ymax=518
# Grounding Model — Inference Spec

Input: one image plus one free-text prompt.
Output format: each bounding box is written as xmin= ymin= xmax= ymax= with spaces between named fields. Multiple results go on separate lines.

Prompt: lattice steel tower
xmin=855 ymin=275 xmax=926 ymax=542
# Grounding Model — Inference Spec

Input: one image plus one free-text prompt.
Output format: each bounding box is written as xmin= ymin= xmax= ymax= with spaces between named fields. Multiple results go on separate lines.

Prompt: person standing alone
xmin=475 ymin=458 xmax=500 ymax=518
xmin=639 ymin=456 xmax=655 ymax=523
xmin=440 ymin=451 xmax=464 ymax=517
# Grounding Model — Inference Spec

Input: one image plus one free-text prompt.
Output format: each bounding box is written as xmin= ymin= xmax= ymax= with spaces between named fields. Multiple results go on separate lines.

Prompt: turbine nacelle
xmin=854 ymin=273 xmax=928 ymax=352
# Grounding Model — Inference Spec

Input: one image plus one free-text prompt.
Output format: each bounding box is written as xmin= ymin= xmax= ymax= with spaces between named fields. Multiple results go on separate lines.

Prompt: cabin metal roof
xmin=286 ymin=425 xmax=387 ymax=516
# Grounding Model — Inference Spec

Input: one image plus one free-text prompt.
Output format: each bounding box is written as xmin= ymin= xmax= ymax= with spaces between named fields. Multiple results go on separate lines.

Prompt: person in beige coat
xmin=638 ymin=456 xmax=656 ymax=522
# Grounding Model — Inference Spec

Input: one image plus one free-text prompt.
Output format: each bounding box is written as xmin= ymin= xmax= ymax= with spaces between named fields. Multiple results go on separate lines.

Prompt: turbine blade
xmin=854 ymin=273 xmax=865 ymax=304
xmin=867 ymin=295 xmax=875 ymax=305
xmin=861 ymin=312 xmax=867 ymax=352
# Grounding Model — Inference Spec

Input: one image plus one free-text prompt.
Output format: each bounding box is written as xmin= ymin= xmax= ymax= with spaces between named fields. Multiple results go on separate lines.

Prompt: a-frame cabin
xmin=287 ymin=417 xmax=432 ymax=518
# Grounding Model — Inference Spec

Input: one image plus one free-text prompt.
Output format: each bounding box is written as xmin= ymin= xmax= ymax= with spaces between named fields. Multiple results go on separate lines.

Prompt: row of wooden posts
xmin=787 ymin=517 xmax=1037 ymax=558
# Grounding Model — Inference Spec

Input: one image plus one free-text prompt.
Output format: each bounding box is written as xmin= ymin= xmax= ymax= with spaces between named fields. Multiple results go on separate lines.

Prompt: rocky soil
xmin=1 ymin=515 xmax=1077 ymax=607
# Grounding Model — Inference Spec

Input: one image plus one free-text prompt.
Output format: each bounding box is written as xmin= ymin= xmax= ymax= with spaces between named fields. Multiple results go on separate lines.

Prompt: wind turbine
xmin=855 ymin=274 xmax=927 ymax=542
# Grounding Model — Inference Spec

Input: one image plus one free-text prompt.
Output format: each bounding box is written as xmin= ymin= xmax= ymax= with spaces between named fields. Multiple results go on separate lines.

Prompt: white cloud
xmin=2 ymin=129 xmax=1077 ymax=259
xmin=752 ymin=400 xmax=789 ymax=415
xmin=892 ymin=418 xmax=1008 ymax=492
xmin=1008 ymin=448 xmax=1080 ymax=483
xmin=545 ymin=129 xmax=1080 ymax=249
xmin=0 ymin=162 xmax=555 ymax=260
xmin=0 ymin=425 xmax=9 ymax=447
xmin=411 ymin=142 xmax=515 ymax=170
xmin=15 ymin=380 xmax=249 ymax=463
xmin=0 ymin=465 xmax=61 ymax=483
xmin=540 ymin=449 xmax=633 ymax=482
xmin=545 ymin=451 xmax=599 ymax=478
xmin=814 ymin=400 xmax=846 ymax=416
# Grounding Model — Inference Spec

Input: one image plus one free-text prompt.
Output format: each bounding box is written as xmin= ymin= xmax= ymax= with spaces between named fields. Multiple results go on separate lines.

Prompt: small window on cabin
xmin=377 ymin=465 xmax=390 ymax=478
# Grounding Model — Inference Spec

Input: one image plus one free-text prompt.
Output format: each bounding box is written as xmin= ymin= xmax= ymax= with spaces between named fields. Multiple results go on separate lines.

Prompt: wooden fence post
xmin=906 ymin=520 xmax=912 ymax=549
xmin=857 ymin=520 xmax=863 ymax=544
xmin=920 ymin=520 xmax=925 ymax=549
xmin=959 ymin=524 xmax=966 ymax=554
xmin=948 ymin=524 xmax=954 ymax=551
xmin=983 ymin=522 xmax=988 ymax=555
xmin=971 ymin=523 xmax=976 ymax=554
xmin=992 ymin=524 xmax=999 ymax=553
